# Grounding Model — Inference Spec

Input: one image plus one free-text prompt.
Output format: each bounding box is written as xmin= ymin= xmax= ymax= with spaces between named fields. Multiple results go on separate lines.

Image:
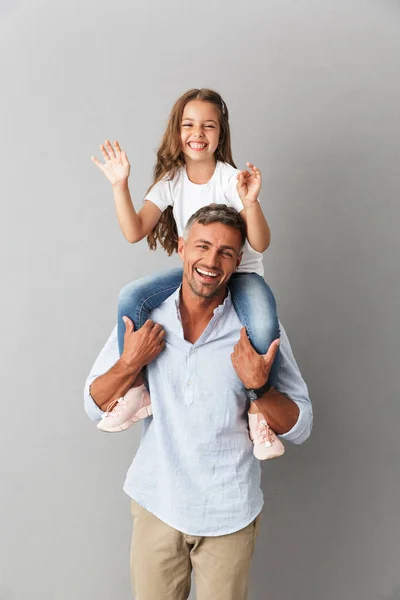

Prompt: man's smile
xmin=194 ymin=267 xmax=221 ymax=282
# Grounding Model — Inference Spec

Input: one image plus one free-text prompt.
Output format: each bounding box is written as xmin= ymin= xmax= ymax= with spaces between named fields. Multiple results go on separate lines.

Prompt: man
xmin=84 ymin=204 xmax=312 ymax=600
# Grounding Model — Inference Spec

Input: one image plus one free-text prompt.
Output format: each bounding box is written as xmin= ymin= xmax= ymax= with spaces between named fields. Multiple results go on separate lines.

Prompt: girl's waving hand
xmin=236 ymin=163 xmax=262 ymax=207
xmin=92 ymin=140 xmax=130 ymax=188
xmin=91 ymin=139 xmax=161 ymax=243
xmin=236 ymin=163 xmax=270 ymax=252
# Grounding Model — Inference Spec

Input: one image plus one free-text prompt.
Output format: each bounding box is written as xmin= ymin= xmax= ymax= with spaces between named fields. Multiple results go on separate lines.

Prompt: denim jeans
xmin=118 ymin=268 xmax=280 ymax=386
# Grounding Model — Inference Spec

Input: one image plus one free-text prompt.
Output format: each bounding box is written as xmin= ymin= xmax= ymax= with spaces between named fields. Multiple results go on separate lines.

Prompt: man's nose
xmin=206 ymin=249 xmax=220 ymax=267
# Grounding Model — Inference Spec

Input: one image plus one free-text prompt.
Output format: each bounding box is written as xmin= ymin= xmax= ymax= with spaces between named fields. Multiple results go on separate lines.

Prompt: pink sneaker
xmin=97 ymin=384 xmax=152 ymax=433
xmin=248 ymin=412 xmax=285 ymax=460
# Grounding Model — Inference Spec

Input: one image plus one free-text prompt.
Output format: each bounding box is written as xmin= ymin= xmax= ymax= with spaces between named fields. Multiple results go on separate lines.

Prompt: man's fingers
xmin=262 ymin=339 xmax=280 ymax=365
xmin=231 ymin=328 xmax=251 ymax=359
xmin=122 ymin=316 xmax=134 ymax=334
xmin=152 ymin=337 xmax=166 ymax=354
xmin=239 ymin=327 xmax=252 ymax=346
xmin=230 ymin=352 xmax=238 ymax=368
xmin=142 ymin=319 xmax=155 ymax=329
xmin=150 ymin=323 xmax=164 ymax=337
xmin=152 ymin=326 xmax=165 ymax=347
xmin=142 ymin=320 xmax=165 ymax=339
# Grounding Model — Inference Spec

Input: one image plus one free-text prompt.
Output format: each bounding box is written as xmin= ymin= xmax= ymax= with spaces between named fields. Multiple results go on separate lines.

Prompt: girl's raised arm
xmin=236 ymin=163 xmax=271 ymax=253
xmin=92 ymin=140 xmax=161 ymax=243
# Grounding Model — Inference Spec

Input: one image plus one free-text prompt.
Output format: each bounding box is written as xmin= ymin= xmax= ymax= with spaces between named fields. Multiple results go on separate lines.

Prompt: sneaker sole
xmin=254 ymin=445 xmax=285 ymax=460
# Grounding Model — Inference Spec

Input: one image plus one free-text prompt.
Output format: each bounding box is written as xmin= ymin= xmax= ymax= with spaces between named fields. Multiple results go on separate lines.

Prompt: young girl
xmin=91 ymin=88 xmax=284 ymax=460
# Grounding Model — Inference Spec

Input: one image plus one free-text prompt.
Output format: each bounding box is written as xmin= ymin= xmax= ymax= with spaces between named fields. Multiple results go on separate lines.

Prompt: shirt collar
xmin=172 ymin=285 xmax=233 ymax=321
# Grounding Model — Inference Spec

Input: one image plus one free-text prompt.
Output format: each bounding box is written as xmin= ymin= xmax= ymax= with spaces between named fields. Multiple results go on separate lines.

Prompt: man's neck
xmin=179 ymin=281 xmax=227 ymax=344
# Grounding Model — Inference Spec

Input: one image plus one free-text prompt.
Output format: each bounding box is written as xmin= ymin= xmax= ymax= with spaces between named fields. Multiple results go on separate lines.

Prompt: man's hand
xmin=231 ymin=327 xmax=280 ymax=388
xmin=120 ymin=317 xmax=166 ymax=372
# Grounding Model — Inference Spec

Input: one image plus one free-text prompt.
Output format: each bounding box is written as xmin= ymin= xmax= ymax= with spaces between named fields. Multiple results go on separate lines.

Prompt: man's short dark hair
xmin=183 ymin=204 xmax=247 ymax=249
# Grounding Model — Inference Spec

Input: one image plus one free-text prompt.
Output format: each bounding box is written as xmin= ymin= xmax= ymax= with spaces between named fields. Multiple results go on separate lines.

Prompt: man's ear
xmin=235 ymin=252 xmax=243 ymax=270
xmin=178 ymin=237 xmax=185 ymax=261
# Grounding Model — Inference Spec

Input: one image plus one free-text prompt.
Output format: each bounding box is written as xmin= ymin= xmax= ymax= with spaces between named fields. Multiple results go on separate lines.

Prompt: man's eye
xmin=198 ymin=245 xmax=208 ymax=250
xmin=222 ymin=251 xmax=233 ymax=257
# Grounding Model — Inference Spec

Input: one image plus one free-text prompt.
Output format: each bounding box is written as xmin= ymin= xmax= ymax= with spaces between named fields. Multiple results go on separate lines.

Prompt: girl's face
xmin=180 ymin=100 xmax=221 ymax=163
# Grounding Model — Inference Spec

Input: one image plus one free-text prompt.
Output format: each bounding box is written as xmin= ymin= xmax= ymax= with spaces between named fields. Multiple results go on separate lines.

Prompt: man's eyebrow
xmin=194 ymin=239 xmax=237 ymax=252
xmin=194 ymin=238 xmax=212 ymax=245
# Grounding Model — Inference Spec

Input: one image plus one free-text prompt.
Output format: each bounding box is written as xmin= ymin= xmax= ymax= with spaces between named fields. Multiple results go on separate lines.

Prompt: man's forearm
xmin=90 ymin=357 xmax=142 ymax=412
xmin=253 ymin=388 xmax=300 ymax=435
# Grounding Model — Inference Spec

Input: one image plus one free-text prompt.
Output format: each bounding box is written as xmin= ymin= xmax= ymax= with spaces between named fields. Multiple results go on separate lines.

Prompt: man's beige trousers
xmin=130 ymin=500 xmax=261 ymax=600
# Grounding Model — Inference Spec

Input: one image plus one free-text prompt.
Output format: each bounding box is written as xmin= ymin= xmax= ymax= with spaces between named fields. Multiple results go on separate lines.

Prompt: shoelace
xmin=104 ymin=397 xmax=128 ymax=418
xmin=255 ymin=419 xmax=274 ymax=447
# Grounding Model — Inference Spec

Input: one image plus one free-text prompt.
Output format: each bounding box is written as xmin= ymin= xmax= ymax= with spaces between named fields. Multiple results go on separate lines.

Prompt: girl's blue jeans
xmin=117 ymin=268 xmax=280 ymax=387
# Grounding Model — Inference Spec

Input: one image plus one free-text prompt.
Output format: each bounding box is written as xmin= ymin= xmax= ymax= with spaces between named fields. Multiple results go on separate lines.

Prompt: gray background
xmin=1 ymin=0 xmax=399 ymax=599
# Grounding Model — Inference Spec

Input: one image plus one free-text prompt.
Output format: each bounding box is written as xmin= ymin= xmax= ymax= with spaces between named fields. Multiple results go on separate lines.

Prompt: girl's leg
xmin=229 ymin=273 xmax=284 ymax=459
xmin=118 ymin=267 xmax=183 ymax=355
xmin=228 ymin=272 xmax=280 ymax=387
xmin=97 ymin=268 xmax=183 ymax=434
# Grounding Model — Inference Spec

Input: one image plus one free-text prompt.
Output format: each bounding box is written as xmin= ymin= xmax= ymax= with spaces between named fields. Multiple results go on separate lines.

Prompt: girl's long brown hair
xmin=147 ymin=89 xmax=237 ymax=255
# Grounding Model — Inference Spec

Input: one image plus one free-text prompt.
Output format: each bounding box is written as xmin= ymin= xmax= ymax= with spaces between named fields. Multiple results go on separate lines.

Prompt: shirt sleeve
xmin=225 ymin=169 xmax=245 ymax=213
xmin=83 ymin=326 xmax=120 ymax=423
xmin=145 ymin=179 xmax=173 ymax=212
xmin=225 ymin=167 xmax=264 ymax=215
xmin=274 ymin=323 xmax=313 ymax=445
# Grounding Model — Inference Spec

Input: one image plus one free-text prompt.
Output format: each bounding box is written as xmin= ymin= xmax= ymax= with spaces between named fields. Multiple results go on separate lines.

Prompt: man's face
xmin=178 ymin=221 xmax=243 ymax=299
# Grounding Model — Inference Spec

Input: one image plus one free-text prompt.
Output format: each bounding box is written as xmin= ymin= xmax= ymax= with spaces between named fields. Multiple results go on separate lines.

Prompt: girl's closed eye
xmin=182 ymin=123 xmax=215 ymax=129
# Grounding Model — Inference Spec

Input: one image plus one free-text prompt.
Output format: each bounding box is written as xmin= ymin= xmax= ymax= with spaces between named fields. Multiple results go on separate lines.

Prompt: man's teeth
xmin=189 ymin=142 xmax=206 ymax=149
xmin=196 ymin=268 xmax=217 ymax=277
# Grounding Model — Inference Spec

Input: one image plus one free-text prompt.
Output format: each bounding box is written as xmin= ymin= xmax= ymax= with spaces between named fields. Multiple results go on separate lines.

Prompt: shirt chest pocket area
xmin=193 ymin=356 xmax=245 ymax=419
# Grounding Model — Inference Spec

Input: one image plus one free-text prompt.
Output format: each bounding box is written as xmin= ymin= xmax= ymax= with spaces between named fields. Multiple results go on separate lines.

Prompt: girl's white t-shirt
xmin=145 ymin=161 xmax=264 ymax=276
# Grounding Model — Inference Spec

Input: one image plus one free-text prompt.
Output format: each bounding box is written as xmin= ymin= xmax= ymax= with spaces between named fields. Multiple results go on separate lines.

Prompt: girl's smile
xmin=187 ymin=141 xmax=208 ymax=151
